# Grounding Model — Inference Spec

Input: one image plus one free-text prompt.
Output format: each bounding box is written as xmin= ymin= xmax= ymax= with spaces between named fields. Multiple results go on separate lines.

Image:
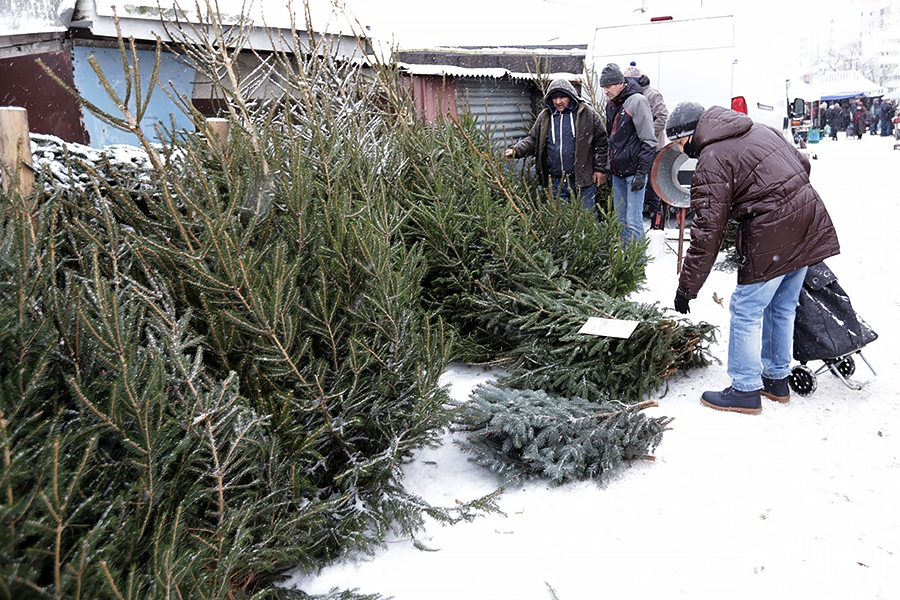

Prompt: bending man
xmin=667 ymin=102 xmax=840 ymax=414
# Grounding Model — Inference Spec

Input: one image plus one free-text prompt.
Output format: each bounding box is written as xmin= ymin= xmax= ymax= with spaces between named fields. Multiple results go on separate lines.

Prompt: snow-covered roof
xmin=65 ymin=0 xmax=357 ymax=37
xmin=0 ymin=0 xmax=67 ymax=36
xmin=397 ymin=62 xmax=582 ymax=83
xmin=4 ymin=0 xmax=365 ymax=56
xmin=398 ymin=45 xmax=586 ymax=56
xmin=813 ymin=70 xmax=885 ymax=100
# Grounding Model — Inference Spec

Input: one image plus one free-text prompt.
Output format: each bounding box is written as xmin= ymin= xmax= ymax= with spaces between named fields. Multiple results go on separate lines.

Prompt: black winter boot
xmin=761 ymin=376 xmax=790 ymax=403
xmin=700 ymin=387 xmax=762 ymax=415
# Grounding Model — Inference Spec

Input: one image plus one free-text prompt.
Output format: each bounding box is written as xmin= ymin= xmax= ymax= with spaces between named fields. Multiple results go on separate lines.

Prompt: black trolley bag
xmin=789 ymin=262 xmax=878 ymax=396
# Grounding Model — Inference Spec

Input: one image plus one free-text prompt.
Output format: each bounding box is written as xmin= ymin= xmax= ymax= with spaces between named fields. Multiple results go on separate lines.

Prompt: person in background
xmin=504 ymin=78 xmax=608 ymax=210
xmin=880 ymin=98 xmax=895 ymax=137
xmin=598 ymin=63 xmax=657 ymax=244
xmin=870 ymin=98 xmax=882 ymax=135
xmin=826 ymin=103 xmax=840 ymax=140
xmin=818 ymin=101 xmax=828 ymax=132
xmin=666 ymin=102 xmax=840 ymax=415
xmin=851 ymin=98 xmax=870 ymax=140
xmin=840 ymin=102 xmax=852 ymax=138
xmin=624 ymin=61 xmax=669 ymax=230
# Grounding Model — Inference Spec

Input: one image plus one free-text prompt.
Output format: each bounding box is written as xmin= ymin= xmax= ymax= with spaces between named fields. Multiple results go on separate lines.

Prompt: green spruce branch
xmin=5 ymin=1 xmax=718 ymax=596
xmin=453 ymin=383 xmax=672 ymax=485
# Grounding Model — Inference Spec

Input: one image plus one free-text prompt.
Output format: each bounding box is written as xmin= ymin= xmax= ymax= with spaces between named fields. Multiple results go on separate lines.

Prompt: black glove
xmin=631 ymin=172 xmax=647 ymax=192
xmin=674 ymin=293 xmax=691 ymax=314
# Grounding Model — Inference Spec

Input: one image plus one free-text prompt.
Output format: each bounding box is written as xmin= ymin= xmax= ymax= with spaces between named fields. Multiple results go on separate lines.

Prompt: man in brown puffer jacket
xmin=667 ymin=102 xmax=841 ymax=415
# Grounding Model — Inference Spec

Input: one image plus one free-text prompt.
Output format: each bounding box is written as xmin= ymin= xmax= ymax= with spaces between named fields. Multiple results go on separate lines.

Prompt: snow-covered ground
xmin=290 ymin=132 xmax=900 ymax=599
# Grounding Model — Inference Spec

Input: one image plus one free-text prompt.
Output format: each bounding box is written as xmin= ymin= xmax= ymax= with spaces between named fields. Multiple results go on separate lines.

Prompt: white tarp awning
xmin=812 ymin=70 xmax=885 ymax=100
xmin=788 ymin=78 xmax=822 ymax=102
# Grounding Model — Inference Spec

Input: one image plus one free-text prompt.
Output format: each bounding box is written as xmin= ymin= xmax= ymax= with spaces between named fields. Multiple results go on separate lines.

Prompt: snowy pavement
xmin=291 ymin=131 xmax=900 ymax=600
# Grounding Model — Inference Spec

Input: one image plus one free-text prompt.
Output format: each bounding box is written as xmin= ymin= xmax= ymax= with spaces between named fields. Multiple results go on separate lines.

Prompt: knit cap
xmin=665 ymin=101 xmax=705 ymax=140
xmin=598 ymin=63 xmax=625 ymax=87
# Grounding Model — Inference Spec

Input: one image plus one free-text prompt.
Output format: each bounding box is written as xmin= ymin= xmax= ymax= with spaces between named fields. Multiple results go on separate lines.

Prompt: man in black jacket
xmin=599 ymin=63 xmax=657 ymax=244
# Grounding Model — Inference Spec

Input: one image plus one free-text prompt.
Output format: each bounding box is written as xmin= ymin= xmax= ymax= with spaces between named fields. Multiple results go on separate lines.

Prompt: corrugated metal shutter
xmin=456 ymin=78 xmax=537 ymax=148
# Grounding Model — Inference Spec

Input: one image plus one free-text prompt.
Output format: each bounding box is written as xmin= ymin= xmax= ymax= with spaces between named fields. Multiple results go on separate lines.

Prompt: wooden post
xmin=0 ymin=107 xmax=36 ymax=195
xmin=676 ymin=207 xmax=687 ymax=274
xmin=206 ymin=117 xmax=230 ymax=151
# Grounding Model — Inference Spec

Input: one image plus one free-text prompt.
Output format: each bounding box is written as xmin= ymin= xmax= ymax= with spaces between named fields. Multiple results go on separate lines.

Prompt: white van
xmin=586 ymin=14 xmax=790 ymax=138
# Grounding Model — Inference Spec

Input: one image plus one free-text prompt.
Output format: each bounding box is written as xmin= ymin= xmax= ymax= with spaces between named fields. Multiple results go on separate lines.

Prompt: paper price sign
xmin=577 ymin=317 xmax=639 ymax=339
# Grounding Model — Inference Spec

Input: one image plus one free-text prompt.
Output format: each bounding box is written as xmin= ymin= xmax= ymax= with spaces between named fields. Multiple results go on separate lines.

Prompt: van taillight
xmin=732 ymin=97 xmax=748 ymax=114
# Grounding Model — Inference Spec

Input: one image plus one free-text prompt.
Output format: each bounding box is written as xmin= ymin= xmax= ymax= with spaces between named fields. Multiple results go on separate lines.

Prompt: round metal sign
xmin=651 ymin=142 xmax=693 ymax=208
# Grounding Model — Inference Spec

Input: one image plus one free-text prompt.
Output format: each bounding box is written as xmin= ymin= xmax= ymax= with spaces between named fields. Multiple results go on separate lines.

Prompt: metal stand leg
xmin=676 ymin=207 xmax=687 ymax=274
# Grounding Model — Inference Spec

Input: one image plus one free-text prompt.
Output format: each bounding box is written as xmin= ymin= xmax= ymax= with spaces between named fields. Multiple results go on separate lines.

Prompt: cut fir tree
xmin=452 ymin=383 xmax=673 ymax=485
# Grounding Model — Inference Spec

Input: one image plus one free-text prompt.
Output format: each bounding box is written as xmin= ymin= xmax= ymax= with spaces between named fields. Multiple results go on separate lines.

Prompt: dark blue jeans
xmin=550 ymin=176 xmax=597 ymax=211
xmin=611 ymin=174 xmax=645 ymax=243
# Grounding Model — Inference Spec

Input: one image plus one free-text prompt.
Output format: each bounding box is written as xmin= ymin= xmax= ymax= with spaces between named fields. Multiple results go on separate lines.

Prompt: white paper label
xmin=577 ymin=317 xmax=639 ymax=339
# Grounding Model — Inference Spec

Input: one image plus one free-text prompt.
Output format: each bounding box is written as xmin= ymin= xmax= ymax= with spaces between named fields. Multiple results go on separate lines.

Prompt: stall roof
xmin=0 ymin=0 xmax=66 ymax=36
xmin=64 ymin=0 xmax=357 ymax=39
xmin=4 ymin=0 xmax=366 ymax=58
xmin=397 ymin=62 xmax=582 ymax=83
xmin=396 ymin=45 xmax=587 ymax=78
xmin=813 ymin=70 xmax=885 ymax=100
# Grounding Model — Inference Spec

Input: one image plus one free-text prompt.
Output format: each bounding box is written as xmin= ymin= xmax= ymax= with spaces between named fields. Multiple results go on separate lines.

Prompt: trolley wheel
xmin=789 ymin=365 xmax=817 ymax=397
xmin=834 ymin=356 xmax=856 ymax=378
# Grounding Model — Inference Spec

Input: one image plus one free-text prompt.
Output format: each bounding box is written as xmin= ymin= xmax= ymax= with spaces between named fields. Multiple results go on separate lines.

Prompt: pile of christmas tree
xmin=0 ymin=6 xmax=715 ymax=599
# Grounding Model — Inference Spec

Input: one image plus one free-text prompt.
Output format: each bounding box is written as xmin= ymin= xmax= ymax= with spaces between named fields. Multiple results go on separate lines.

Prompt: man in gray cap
xmin=666 ymin=102 xmax=840 ymax=415
xmin=598 ymin=63 xmax=657 ymax=245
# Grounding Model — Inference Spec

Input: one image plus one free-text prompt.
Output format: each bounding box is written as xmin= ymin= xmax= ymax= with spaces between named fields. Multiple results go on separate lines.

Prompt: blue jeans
xmin=551 ymin=177 xmax=597 ymax=211
xmin=611 ymin=174 xmax=646 ymax=243
xmin=727 ymin=267 xmax=807 ymax=391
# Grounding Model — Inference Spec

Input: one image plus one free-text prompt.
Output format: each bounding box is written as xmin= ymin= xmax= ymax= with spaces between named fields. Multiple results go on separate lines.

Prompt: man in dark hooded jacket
xmin=505 ymin=78 xmax=608 ymax=209
xmin=599 ymin=63 xmax=657 ymax=244
xmin=667 ymin=102 xmax=840 ymax=415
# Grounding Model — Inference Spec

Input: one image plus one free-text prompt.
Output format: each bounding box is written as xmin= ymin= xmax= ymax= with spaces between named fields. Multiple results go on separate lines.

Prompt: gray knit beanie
xmin=598 ymin=63 xmax=625 ymax=87
xmin=665 ymin=102 xmax=706 ymax=140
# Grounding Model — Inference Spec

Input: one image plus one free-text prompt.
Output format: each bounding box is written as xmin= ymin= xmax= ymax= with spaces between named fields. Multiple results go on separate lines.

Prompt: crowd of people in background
xmin=504 ymin=69 xmax=897 ymax=254
xmin=820 ymin=97 xmax=898 ymax=140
